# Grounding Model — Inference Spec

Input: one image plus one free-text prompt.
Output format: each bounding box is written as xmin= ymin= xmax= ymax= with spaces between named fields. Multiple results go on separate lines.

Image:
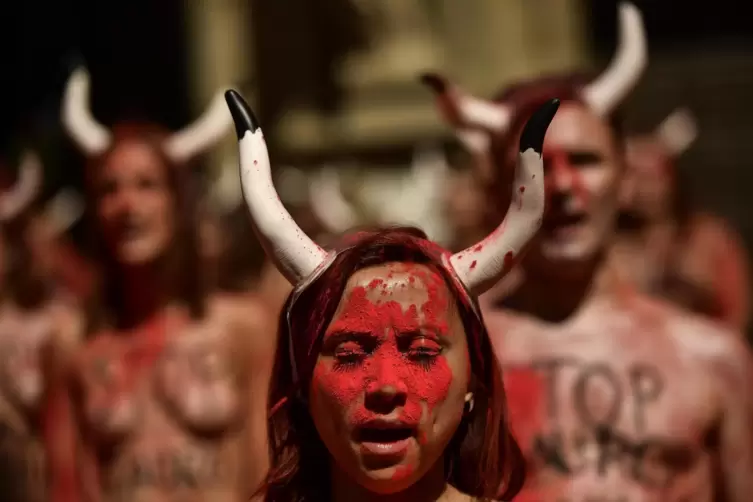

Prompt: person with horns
xmin=614 ymin=108 xmax=750 ymax=332
xmin=421 ymin=3 xmax=753 ymax=500
xmin=44 ymin=67 xmax=276 ymax=502
xmin=223 ymin=84 xmax=558 ymax=500
xmin=0 ymin=151 xmax=83 ymax=502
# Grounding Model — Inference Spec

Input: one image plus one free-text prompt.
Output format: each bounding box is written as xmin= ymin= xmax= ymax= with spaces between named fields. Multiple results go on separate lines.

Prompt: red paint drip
xmin=469 ymin=260 xmax=477 ymax=270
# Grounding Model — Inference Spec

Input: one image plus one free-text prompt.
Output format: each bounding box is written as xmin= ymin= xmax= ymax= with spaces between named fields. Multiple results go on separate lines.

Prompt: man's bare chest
xmin=498 ymin=324 xmax=718 ymax=493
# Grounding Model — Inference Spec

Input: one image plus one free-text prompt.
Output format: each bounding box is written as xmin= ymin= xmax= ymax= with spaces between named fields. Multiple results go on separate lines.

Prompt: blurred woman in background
xmin=0 ymin=152 xmax=81 ymax=502
xmin=46 ymin=68 xmax=276 ymax=502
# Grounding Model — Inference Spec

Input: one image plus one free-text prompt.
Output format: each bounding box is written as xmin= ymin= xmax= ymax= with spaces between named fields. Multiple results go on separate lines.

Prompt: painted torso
xmin=0 ymin=301 xmax=71 ymax=502
xmin=486 ymin=293 xmax=737 ymax=502
xmin=611 ymin=213 xmax=749 ymax=332
xmin=72 ymin=296 xmax=269 ymax=502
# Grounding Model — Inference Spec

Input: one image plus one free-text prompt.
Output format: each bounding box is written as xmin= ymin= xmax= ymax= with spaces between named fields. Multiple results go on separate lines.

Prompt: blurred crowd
xmin=1 ymin=1 xmax=752 ymax=501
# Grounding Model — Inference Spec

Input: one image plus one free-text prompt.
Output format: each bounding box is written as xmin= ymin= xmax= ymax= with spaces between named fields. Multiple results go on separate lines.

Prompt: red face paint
xmin=312 ymin=265 xmax=455 ymax=427
xmin=545 ymin=149 xmax=589 ymax=205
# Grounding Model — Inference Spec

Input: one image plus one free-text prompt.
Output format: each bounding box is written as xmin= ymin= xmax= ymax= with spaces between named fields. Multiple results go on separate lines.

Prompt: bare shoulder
xmin=209 ymin=292 xmax=278 ymax=353
xmin=210 ymin=292 xmax=273 ymax=330
xmin=660 ymin=300 xmax=749 ymax=368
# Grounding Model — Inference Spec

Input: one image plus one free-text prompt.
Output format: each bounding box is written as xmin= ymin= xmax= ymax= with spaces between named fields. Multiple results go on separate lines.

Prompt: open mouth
xmin=355 ymin=421 xmax=417 ymax=458
xmin=543 ymin=212 xmax=586 ymax=232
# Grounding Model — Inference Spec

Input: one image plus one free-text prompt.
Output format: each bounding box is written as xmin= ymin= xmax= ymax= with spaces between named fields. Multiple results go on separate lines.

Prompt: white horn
xmin=0 ymin=151 xmax=43 ymax=221
xmin=449 ymin=99 xmax=559 ymax=295
xmin=44 ymin=189 xmax=84 ymax=235
xmin=655 ymin=107 xmax=698 ymax=156
xmin=310 ymin=167 xmax=359 ymax=234
xmin=580 ymin=2 xmax=647 ymax=116
xmin=421 ymin=73 xmax=511 ymax=133
xmin=225 ymin=90 xmax=327 ymax=284
xmin=208 ymin=159 xmax=244 ymax=215
xmin=62 ymin=67 xmax=112 ymax=155
xmin=164 ymin=89 xmax=233 ymax=163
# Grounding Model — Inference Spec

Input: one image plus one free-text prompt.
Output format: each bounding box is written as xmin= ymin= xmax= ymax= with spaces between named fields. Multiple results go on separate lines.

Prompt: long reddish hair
xmin=261 ymin=227 xmax=525 ymax=501
xmin=81 ymin=122 xmax=206 ymax=331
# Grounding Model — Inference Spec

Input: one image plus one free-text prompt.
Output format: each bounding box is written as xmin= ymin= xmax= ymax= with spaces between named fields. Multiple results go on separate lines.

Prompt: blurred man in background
xmin=613 ymin=109 xmax=750 ymax=332
xmin=424 ymin=3 xmax=753 ymax=500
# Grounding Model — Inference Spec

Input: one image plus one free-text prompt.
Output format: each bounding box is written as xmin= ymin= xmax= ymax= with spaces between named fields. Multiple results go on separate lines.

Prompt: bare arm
xmin=44 ymin=306 xmax=101 ymax=502
xmin=714 ymin=334 xmax=753 ymax=501
xmin=231 ymin=295 xmax=278 ymax=500
xmin=43 ymin=308 xmax=82 ymax=502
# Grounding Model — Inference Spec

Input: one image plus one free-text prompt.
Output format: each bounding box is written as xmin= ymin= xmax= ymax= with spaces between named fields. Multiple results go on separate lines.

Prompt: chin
xmin=116 ymin=242 xmax=164 ymax=265
xmin=358 ymin=465 xmax=417 ymax=495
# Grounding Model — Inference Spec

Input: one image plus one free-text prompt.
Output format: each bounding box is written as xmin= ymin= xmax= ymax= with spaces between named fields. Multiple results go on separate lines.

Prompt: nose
xmin=364 ymin=358 xmax=408 ymax=414
xmin=546 ymin=152 xmax=575 ymax=194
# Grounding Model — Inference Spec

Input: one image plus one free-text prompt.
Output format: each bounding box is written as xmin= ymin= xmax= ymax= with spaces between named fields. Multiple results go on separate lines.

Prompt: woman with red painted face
xmin=422 ymin=3 xmax=753 ymax=501
xmin=224 ymin=90 xmax=559 ymax=501
xmin=45 ymin=68 xmax=277 ymax=502
xmin=0 ymin=152 xmax=83 ymax=502
xmin=614 ymin=110 xmax=750 ymax=332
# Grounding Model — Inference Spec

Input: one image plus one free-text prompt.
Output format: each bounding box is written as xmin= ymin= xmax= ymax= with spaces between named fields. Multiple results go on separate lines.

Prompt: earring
xmin=464 ymin=392 xmax=474 ymax=414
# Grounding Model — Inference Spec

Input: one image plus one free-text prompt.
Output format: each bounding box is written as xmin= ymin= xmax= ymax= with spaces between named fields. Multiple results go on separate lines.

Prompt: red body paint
xmin=503 ymin=367 xmax=545 ymax=452
xmin=313 ymin=265 xmax=454 ymax=426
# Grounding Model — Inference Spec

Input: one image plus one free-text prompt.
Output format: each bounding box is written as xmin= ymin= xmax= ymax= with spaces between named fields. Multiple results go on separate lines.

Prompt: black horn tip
xmin=519 ymin=99 xmax=560 ymax=155
xmin=419 ymin=72 xmax=448 ymax=94
xmin=224 ymin=89 xmax=260 ymax=138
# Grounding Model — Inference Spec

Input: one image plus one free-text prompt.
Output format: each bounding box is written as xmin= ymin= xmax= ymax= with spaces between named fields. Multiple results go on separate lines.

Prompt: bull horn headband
xmin=62 ymin=66 xmax=232 ymax=161
xmin=420 ymin=2 xmax=646 ymax=134
xmin=225 ymin=88 xmax=559 ymax=296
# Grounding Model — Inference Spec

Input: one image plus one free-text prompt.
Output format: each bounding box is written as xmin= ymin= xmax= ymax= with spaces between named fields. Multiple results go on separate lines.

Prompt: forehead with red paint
xmin=543 ymin=102 xmax=616 ymax=156
xmin=327 ymin=262 xmax=459 ymax=338
xmin=99 ymin=140 xmax=168 ymax=185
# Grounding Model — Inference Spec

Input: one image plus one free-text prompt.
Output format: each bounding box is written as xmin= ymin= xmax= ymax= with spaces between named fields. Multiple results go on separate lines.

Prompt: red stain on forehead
xmin=313 ymin=264 xmax=456 ymax=424
xmin=545 ymin=149 xmax=589 ymax=205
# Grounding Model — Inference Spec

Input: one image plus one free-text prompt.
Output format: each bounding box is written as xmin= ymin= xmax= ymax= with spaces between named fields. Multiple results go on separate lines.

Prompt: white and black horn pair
xmin=62 ymin=67 xmax=233 ymax=161
xmin=420 ymin=2 xmax=646 ymax=137
xmin=224 ymin=89 xmax=559 ymax=296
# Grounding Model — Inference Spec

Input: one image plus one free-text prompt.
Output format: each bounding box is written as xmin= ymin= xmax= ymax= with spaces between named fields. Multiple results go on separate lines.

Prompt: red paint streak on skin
xmin=503 ymin=367 xmax=545 ymax=455
xmin=469 ymin=260 xmax=477 ymax=270
xmin=91 ymin=315 xmax=172 ymax=414
xmin=391 ymin=464 xmax=414 ymax=482
xmin=313 ymin=265 xmax=454 ymax=427
xmin=546 ymin=150 xmax=589 ymax=205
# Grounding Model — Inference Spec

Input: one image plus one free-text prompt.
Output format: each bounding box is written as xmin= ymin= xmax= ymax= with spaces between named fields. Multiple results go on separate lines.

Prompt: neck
xmin=114 ymin=261 xmax=169 ymax=327
xmin=496 ymin=253 xmax=621 ymax=323
xmin=330 ymin=458 xmax=454 ymax=502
